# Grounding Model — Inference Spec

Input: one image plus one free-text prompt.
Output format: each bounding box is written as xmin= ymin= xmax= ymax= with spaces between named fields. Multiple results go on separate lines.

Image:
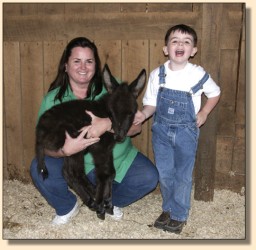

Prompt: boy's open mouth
xmin=175 ymin=50 xmax=185 ymax=56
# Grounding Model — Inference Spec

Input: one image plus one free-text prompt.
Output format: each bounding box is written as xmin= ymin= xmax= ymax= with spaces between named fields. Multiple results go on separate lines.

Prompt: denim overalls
xmin=152 ymin=65 xmax=209 ymax=222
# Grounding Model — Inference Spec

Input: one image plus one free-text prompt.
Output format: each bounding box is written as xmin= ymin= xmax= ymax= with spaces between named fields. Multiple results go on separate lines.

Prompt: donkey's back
xmin=36 ymin=97 xmax=108 ymax=153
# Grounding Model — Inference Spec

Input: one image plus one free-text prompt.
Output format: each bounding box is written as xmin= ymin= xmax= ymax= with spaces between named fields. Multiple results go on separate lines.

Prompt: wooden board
xmin=95 ymin=40 xmax=122 ymax=79
xmin=194 ymin=3 xmax=223 ymax=201
xmin=3 ymin=42 xmax=24 ymax=180
xmin=3 ymin=12 xmax=200 ymax=42
xmin=20 ymin=42 xmax=44 ymax=180
xmin=121 ymin=40 xmax=149 ymax=156
xmin=43 ymin=41 xmax=67 ymax=93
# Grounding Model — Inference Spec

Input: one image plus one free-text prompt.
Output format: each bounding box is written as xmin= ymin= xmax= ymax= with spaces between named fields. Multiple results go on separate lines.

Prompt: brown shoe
xmin=163 ymin=219 xmax=186 ymax=234
xmin=154 ymin=211 xmax=170 ymax=229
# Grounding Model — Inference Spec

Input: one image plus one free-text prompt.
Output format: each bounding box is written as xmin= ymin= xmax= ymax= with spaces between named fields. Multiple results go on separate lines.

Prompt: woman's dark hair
xmin=164 ymin=24 xmax=198 ymax=46
xmin=48 ymin=37 xmax=102 ymax=102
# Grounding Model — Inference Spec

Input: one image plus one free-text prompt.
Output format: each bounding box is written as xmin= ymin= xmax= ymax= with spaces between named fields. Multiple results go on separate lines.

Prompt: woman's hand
xmin=85 ymin=110 xmax=142 ymax=139
xmin=61 ymin=126 xmax=100 ymax=156
xmin=85 ymin=110 xmax=112 ymax=138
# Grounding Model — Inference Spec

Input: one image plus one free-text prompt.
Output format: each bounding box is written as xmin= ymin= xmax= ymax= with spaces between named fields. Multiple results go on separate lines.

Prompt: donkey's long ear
xmin=129 ymin=69 xmax=146 ymax=97
xmin=103 ymin=64 xmax=119 ymax=94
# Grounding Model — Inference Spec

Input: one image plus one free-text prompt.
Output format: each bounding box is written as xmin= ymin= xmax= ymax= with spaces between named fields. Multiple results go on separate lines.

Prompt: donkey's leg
xmin=100 ymin=159 xmax=116 ymax=215
xmin=94 ymin=175 xmax=114 ymax=219
xmin=62 ymin=153 xmax=96 ymax=209
xmin=93 ymin=153 xmax=116 ymax=220
xmin=103 ymin=170 xmax=115 ymax=215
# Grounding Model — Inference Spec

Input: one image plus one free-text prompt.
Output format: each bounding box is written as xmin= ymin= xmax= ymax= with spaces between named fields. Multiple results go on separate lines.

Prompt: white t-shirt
xmin=143 ymin=61 xmax=221 ymax=114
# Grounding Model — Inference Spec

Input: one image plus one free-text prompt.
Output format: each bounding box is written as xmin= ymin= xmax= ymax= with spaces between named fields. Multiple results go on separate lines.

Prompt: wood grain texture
xmin=3 ymin=3 xmax=245 ymax=196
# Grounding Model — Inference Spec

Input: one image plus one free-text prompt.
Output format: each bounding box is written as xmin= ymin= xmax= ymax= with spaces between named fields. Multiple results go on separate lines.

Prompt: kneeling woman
xmin=30 ymin=37 xmax=159 ymax=225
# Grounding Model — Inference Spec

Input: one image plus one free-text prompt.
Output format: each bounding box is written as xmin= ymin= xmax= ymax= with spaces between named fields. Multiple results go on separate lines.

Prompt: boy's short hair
xmin=164 ymin=24 xmax=198 ymax=46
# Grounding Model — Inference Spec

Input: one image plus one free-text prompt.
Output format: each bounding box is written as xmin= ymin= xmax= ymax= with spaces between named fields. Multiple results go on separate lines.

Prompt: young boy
xmin=134 ymin=24 xmax=221 ymax=234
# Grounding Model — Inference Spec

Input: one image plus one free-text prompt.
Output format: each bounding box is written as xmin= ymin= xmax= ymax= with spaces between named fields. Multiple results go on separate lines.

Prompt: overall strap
xmin=189 ymin=72 xmax=209 ymax=95
xmin=158 ymin=64 xmax=166 ymax=85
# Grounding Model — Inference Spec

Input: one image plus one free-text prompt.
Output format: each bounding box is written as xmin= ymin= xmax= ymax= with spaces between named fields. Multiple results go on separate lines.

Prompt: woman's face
xmin=65 ymin=47 xmax=96 ymax=86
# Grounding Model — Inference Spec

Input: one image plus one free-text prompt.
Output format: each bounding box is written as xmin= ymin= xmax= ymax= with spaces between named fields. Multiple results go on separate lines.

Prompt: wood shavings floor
xmin=3 ymin=180 xmax=245 ymax=240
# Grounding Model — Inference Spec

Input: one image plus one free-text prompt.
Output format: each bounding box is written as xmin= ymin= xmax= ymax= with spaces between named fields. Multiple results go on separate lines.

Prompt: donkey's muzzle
xmin=114 ymin=132 xmax=126 ymax=142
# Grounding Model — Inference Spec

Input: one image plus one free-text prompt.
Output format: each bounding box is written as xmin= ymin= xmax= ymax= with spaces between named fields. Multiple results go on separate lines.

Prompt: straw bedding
xmin=3 ymin=179 xmax=245 ymax=240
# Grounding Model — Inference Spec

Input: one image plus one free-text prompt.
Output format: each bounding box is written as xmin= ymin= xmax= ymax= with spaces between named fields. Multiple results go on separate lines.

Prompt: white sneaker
xmin=107 ymin=206 xmax=123 ymax=220
xmin=52 ymin=202 xmax=80 ymax=225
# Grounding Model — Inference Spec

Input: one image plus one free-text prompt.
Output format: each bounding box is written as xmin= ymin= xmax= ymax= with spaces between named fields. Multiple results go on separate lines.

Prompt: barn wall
xmin=3 ymin=3 xmax=245 ymax=198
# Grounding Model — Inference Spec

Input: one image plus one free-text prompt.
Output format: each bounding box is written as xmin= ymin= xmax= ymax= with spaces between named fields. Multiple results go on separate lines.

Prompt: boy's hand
xmin=133 ymin=110 xmax=146 ymax=125
xmin=196 ymin=95 xmax=220 ymax=127
xmin=196 ymin=110 xmax=208 ymax=127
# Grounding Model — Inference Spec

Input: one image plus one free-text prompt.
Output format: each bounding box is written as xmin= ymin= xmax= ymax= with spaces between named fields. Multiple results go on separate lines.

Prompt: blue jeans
xmin=30 ymin=152 xmax=158 ymax=215
xmin=151 ymin=68 xmax=207 ymax=222
xmin=152 ymin=122 xmax=199 ymax=222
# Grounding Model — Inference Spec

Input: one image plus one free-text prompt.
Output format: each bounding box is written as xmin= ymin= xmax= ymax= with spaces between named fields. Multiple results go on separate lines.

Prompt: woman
xmin=30 ymin=37 xmax=159 ymax=225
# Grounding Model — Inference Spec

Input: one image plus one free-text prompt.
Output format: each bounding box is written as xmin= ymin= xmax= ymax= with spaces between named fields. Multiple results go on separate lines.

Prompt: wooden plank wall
xmin=3 ymin=3 xmax=245 ymax=200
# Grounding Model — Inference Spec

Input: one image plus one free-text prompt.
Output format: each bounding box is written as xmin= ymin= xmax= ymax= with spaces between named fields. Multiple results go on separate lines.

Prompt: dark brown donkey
xmin=35 ymin=64 xmax=146 ymax=219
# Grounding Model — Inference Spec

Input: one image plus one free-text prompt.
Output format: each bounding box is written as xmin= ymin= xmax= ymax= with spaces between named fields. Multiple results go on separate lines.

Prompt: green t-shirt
xmin=37 ymin=85 xmax=138 ymax=183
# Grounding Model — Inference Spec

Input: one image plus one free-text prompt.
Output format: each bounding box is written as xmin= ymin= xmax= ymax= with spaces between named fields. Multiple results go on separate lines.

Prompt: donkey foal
xmin=35 ymin=64 xmax=146 ymax=220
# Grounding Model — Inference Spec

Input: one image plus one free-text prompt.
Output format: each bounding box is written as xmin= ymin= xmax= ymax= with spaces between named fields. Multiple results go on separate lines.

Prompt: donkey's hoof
xmin=89 ymin=207 xmax=97 ymax=212
xmin=89 ymin=204 xmax=98 ymax=212
xmin=105 ymin=206 xmax=114 ymax=215
xmin=87 ymin=199 xmax=97 ymax=211
xmin=96 ymin=211 xmax=105 ymax=220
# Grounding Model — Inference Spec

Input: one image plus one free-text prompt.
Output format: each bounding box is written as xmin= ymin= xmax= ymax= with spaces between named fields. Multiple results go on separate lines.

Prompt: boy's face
xmin=163 ymin=30 xmax=197 ymax=68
